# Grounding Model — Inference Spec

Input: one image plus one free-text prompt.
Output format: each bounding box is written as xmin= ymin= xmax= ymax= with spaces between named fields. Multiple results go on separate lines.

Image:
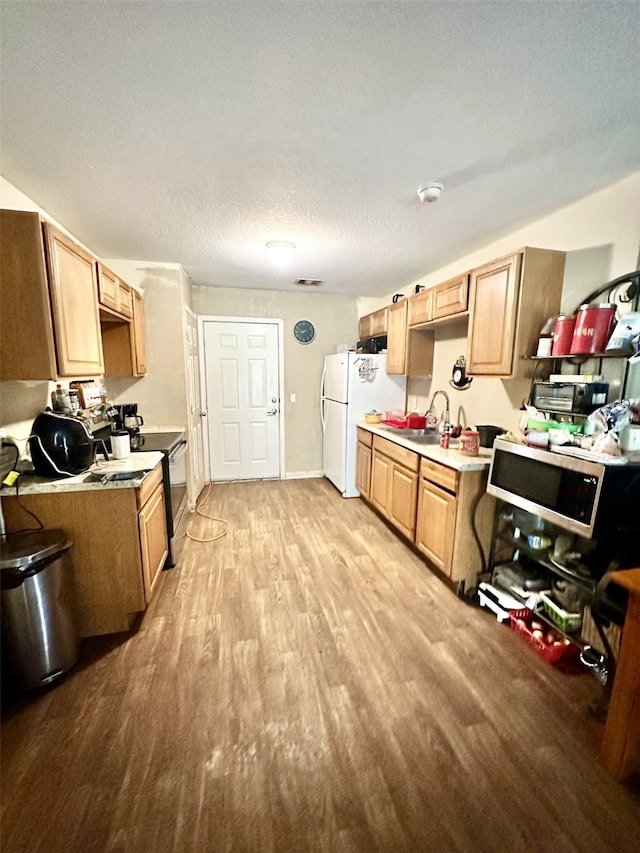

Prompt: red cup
xmin=552 ymin=315 xmax=576 ymax=356
xmin=569 ymin=304 xmax=616 ymax=355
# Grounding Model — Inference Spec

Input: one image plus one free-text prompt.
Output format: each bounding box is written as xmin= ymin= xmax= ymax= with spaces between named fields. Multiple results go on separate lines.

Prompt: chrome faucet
xmin=427 ymin=390 xmax=451 ymax=430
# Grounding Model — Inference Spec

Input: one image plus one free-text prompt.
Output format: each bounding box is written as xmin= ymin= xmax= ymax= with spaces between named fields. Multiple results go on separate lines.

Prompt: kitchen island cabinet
xmin=0 ymin=209 xmax=104 ymax=380
xmin=466 ymin=247 xmax=565 ymax=378
xmin=1 ymin=457 xmax=167 ymax=636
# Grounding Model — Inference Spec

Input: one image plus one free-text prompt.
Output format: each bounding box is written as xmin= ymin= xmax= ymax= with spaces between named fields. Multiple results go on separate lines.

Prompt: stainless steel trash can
xmin=1 ymin=529 xmax=79 ymax=689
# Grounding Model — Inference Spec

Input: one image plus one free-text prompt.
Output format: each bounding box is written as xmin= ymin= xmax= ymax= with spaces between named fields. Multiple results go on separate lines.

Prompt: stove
xmin=94 ymin=425 xmax=188 ymax=569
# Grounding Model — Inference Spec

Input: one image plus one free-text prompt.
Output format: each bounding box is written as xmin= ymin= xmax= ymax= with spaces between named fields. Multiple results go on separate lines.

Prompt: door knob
xmin=200 ymin=411 xmax=207 ymax=417
xmin=266 ymin=409 xmax=278 ymax=416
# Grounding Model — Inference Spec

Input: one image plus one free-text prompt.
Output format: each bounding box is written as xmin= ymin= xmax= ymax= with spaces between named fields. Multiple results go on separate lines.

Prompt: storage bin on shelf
xmin=508 ymin=609 xmax=578 ymax=665
xmin=539 ymin=591 xmax=583 ymax=633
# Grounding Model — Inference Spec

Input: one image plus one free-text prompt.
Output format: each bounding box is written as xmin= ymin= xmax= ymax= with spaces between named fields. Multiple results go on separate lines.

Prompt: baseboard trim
xmin=285 ymin=471 xmax=324 ymax=480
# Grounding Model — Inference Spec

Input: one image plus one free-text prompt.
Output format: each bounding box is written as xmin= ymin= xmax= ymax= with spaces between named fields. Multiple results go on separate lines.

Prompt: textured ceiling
xmin=1 ymin=1 xmax=639 ymax=297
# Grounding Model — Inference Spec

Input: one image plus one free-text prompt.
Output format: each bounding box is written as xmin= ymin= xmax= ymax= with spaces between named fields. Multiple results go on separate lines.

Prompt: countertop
xmin=357 ymin=422 xmax=493 ymax=471
xmin=2 ymin=452 xmax=164 ymax=496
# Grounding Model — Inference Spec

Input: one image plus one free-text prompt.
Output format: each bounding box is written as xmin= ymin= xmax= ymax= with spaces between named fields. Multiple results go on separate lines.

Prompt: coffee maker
xmin=113 ymin=403 xmax=144 ymax=434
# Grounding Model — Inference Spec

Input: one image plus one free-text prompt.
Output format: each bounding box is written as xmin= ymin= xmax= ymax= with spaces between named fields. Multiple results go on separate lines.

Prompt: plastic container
xmin=570 ymin=303 xmax=616 ymax=355
xmin=552 ymin=315 xmax=576 ymax=356
xmin=460 ymin=429 xmax=479 ymax=456
xmin=509 ymin=610 xmax=578 ymax=665
xmin=539 ymin=592 xmax=583 ymax=633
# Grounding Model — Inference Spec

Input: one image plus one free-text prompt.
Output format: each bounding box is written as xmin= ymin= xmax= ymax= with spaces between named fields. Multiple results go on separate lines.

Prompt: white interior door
xmin=185 ymin=307 xmax=205 ymax=503
xmin=202 ymin=319 xmax=282 ymax=480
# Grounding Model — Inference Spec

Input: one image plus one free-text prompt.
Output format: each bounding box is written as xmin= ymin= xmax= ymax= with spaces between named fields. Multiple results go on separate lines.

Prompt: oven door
xmin=168 ymin=439 xmax=188 ymax=527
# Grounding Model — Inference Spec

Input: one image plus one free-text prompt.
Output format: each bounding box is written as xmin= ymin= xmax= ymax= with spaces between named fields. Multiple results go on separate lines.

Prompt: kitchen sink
xmin=406 ymin=432 xmax=441 ymax=444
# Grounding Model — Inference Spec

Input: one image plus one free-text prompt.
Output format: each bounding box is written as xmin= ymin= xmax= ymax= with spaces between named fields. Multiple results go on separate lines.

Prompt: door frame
xmin=184 ymin=305 xmax=206 ymax=505
xmin=198 ymin=315 xmax=285 ymax=482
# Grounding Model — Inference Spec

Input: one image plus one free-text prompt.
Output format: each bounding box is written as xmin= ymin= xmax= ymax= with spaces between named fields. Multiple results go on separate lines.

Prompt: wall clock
xmin=293 ymin=319 xmax=315 ymax=344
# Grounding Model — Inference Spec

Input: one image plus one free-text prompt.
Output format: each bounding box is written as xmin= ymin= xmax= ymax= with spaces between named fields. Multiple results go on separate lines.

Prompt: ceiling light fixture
xmin=265 ymin=240 xmax=296 ymax=265
xmin=417 ymin=182 xmax=444 ymax=203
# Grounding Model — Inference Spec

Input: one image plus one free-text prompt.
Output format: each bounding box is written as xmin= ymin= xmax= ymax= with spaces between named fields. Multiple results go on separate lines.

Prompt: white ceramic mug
xmin=111 ymin=430 xmax=131 ymax=460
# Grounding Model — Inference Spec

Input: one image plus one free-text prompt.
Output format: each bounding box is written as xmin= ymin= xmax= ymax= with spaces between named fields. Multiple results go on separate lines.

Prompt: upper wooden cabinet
xmin=387 ymin=300 xmax=434 ymax=376
xmin=466 ymin=247 xmax=565 ymax=378
xmin=101 ymin=287 xmax=147 ymax=378
xmin=132 ymin=290 xmax=147 ymax=376
xmin=97 ymin=262 xmax=133 ymax=319
xmin=432 ymin=274 xmax=469 ymax=320
xmin=0 ymin=210 xmax=104 ymax=379
xmin=408 ymin=288 xmax=433 ymax=326
xmin=358 ymin=307 xmax=388 ymax=340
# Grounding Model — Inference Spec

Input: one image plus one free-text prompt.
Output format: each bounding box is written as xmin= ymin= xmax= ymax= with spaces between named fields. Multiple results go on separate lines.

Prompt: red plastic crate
xmin=508 ymin=609 xmax=578 ymax=665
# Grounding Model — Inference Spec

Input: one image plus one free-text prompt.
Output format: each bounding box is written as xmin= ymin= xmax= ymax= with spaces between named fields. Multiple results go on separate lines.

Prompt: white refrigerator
xmin=320 ymin=353 xmax=406 ymax=497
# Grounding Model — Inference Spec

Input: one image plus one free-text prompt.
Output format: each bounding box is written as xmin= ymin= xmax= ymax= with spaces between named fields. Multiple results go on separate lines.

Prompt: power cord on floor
xmin=185 ymin=482 xmax=230 ymax=543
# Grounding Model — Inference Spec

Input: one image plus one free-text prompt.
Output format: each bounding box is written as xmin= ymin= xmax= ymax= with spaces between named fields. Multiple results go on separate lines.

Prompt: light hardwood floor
xmin=1 ymin=478 xmax=639 ymax=852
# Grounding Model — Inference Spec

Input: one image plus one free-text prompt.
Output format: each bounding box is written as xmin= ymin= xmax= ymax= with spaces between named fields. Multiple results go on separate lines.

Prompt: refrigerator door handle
xmin=320 ymin=364 xmax=327 ymax=433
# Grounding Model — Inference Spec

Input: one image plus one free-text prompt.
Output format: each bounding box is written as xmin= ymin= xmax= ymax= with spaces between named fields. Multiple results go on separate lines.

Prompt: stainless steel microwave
xmin=486 ymin=438 xmax=640 ymax=538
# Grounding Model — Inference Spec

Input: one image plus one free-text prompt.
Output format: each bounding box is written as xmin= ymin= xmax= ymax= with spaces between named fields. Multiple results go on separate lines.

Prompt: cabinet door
xmin=415 ymin=478 xmax=457 ymax=575
xmin=386 ymin=300 xmax=407 ymax=374
xmin=43 ymin=223 xmax=104 ymax=376
xmin=356 ymin=441 xmax=372 ymax=499
xmin=370 ymin=450 xmax=391 ymax=514
xmin=97 ymin=263 xmax=119 ymax=311
xmin=117 ymin=280 xmax=133 ymax=318
xmin=370 ymin=307 xmax=388 ymax=336
xmin=132 ymin=290 xmax=147 ymax=376
xmin=389 ymin=463 xmax=418 ymax=540
xmin=467 ymin=253 xmax=520 ymax=376
xmin=138 ymin=482 xmax=169 ymax=604
xmin=358 ymin=314 xmax=372 ymax=340
xmin=408 ymin=289 xmax=433 ymax=326
xmin=432 ymin=274 xmax=469 ymax=319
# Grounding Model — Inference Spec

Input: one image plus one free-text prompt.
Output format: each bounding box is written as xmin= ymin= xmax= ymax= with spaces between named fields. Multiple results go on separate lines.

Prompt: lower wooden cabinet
xmin=415 ymin=457 xmax=494 ymax=587
xmin=370 ymin=435 xmax=419 ymax=540
xmin=357 ymin=429 xmax=495 ymax=590
xmin=355 ymin=428 xmax=372 ymax=499
xmin=1 ymin=463 xmax=168 ymax=636
xmin=138 ymin=479 xmax=168 ymax=603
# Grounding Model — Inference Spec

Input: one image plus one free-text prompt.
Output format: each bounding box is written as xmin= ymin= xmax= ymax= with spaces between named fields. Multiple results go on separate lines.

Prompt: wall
xmin=192 ymin=286 xmax=358 ymax=476
xmin=102 ymin=260 xmax=192 ymax=430
xmin=360 ymin=172 xmax=640 ymax=433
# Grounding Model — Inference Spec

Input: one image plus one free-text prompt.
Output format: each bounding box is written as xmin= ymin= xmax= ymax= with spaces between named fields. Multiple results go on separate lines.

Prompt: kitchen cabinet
xmin=355 ymin=427 xmax=372 ymax=499
xmin=466 ymin=247 xmax=565 ymax=378
xmin=408 ymin=288 xmax=433 ymax=326
xmin=1 ymin=463 xmax=168 ymax=636
xmin=432 ymin=273 xmax=469 ymax=320
xmin=358 ymin=307 xmax=388 ymax=340
xmin=0 ymin=210 xmax=104 ymax=379
xmin=387 ymin=300 xmax=435 ymax=376
xmin=370 ymin=435 xmax=419 ymax=540
xmin=97 ymin=262 xmax=133 ymax=319
xmin=100 ymin=287 xmax=147 ymax=377
xmin=132 ymin=289 xmax=147 ymax=375
xmin=415 ymin=457 xmax=494 ymax=587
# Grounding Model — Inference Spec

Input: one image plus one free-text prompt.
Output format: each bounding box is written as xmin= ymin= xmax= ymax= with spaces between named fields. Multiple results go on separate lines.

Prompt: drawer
xmin=136 ymin=462 xmax=164 ymax=509
xmin=420 ymin=457 xmax=459 ymax=493
xmin=357 ymin=427 xmax=373 ymax=447
xmin=373 ymin=435 xmax=419 ymax=472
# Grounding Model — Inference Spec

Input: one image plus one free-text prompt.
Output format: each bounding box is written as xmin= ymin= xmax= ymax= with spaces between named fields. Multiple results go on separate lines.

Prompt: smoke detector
xmin=417 ymin=182 xmax=444 ymax=203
